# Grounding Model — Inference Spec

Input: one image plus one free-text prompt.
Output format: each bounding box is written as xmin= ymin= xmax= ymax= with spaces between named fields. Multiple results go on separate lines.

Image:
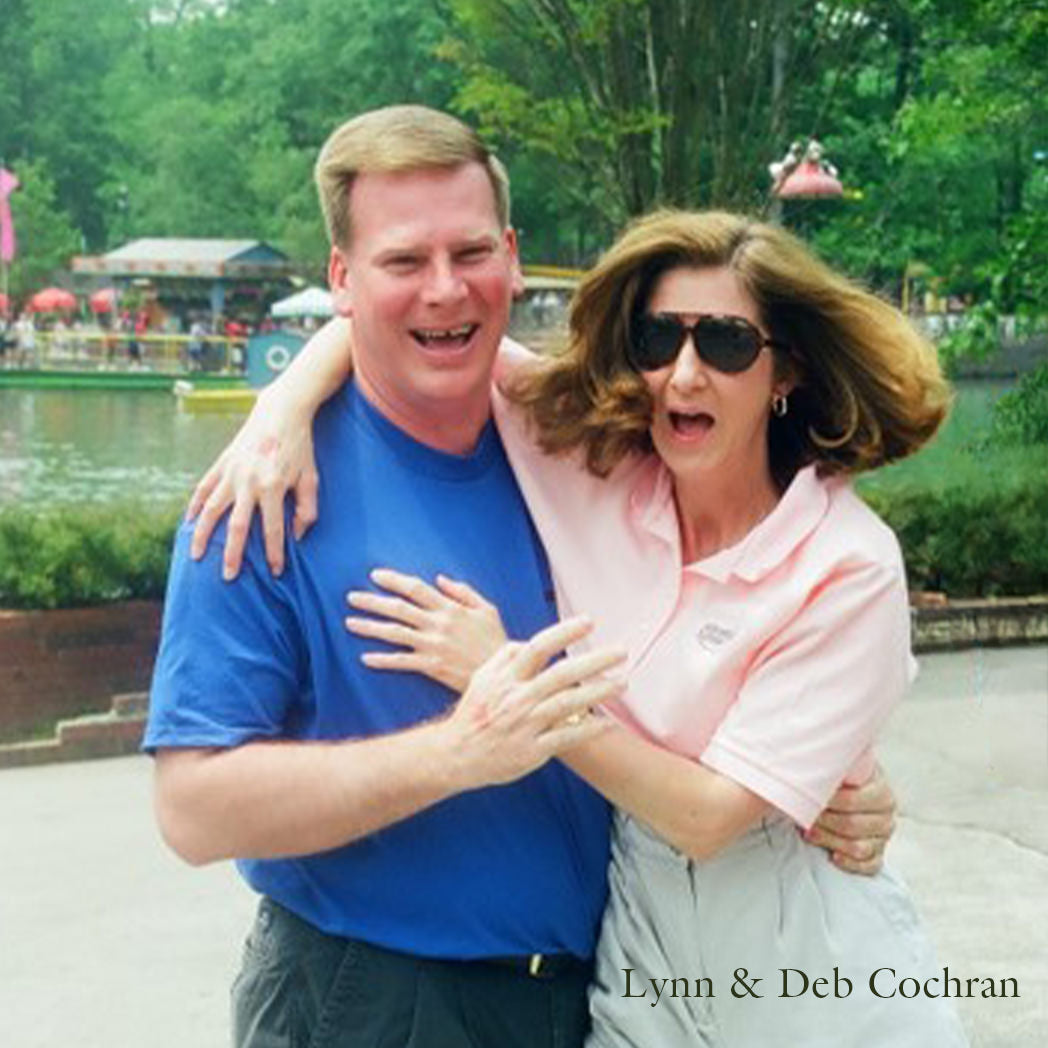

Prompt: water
xmin=0 ymin=388 xmax=243 ymax=508
xmin=0 ymin=378 xmax=1018 ymax=509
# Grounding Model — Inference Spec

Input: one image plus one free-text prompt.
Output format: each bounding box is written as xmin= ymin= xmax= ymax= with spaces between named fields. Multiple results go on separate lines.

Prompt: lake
xmin=0 ymin=379 xmax=1018 ymax=509
xmin=0 ymin=388 xmax=243 ymax=508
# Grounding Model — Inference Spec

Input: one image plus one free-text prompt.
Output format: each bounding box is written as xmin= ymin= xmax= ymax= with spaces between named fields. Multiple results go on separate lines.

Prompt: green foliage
xmin=5 ymin=159 xmax=81 ymax=306
xmin=988 ymin=363 xmax=1048 ymax=447
xmin=443 ymin=1 xmax=885 ymax=224
xmin=0 ymin=0 xmax=1046 ymax=283
xmin=0 ymin=0 xmax=137 ymax=247
xmin=2 ymin=470 xmax=1044 ymax=608
xmin=862 ymin=471 xmax=1048 ymax=597
xmin=934 ymin=301 xmax=1003 ymax=373
xmin=2 ymin=0 xmax=462 ymax=258
xmin=103 ymin=0 xmax=463 ymax=259
xmin=857 ymin=379 xmax=1047 ymax=596
xmin=860 ymin=2 xmax=1042 ymax=304
xmin=0 ymin=504 xmax=178 ymax=610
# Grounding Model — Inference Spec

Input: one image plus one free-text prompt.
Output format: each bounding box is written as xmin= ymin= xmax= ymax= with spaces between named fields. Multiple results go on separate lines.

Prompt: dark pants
xmin=232 ymin=898 xmax=594 ymax=1048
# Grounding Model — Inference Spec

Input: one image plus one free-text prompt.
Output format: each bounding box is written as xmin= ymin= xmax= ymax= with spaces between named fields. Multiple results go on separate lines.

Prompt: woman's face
xmin=639 ymin=265 xmax=790 ymax=491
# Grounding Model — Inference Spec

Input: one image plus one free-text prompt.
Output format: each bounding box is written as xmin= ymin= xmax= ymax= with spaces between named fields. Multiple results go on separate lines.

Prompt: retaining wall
xmin=0 ymin=601 xmax=162 ymax=742
xmin=1 ymin=596 xmax=1045 ymax=751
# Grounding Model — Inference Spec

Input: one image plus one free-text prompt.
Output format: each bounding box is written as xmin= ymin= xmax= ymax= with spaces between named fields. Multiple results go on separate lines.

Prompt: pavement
xmin=1 ymin=645 xmax=1045 ymax=1048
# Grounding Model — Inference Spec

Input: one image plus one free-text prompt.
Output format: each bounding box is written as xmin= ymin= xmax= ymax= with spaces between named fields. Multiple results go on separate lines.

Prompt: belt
xmin=484 ymin=952 xmax=587 ymax=980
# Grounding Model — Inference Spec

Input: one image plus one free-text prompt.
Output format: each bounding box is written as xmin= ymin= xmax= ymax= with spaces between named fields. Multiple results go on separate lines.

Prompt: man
xmin=15 ymin=311 xmax=36 ymax=368
xmin=149 ymin=106 xmax=892 ymax=1048
xmin=186 ymin=315 xmax=206 ymax=371
xmin=149 ymin=105 xmax=630 ymax=1048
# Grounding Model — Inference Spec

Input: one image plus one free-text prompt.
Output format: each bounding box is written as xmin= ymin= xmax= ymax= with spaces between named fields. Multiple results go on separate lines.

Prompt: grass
xmin=855 ymin=379 xmax=1048 ymax=596
xmin=858 ymin=379 xmax=1041 ymax=497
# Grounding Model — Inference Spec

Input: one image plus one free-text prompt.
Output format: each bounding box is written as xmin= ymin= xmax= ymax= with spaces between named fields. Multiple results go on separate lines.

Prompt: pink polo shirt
xmin=492 ymin=343 xmax=915 ymax=829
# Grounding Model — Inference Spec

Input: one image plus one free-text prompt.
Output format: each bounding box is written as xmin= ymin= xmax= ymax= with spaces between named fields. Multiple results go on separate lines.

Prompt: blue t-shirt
xmin=146 ymin=382 xmax=611 ymax=960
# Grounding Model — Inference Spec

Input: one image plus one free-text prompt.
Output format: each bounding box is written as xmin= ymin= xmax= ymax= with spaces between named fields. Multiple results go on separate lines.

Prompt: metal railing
xmin=2 ymin=331 xmax=246 ymax=373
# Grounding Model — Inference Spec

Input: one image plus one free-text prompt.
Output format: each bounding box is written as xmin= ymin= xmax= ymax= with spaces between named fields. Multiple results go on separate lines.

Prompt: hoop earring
xmin=771 ymin=393 xmax=789 ymax=418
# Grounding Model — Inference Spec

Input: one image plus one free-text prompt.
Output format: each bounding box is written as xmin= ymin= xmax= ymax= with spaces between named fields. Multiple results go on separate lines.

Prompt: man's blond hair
xmin=315 ymin=105 xmax=511 ymax=249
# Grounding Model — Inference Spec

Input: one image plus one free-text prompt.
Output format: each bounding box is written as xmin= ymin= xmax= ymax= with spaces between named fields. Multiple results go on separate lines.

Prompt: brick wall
xmin=0 ymin=601 xmax=162 ymax=742
xmin=1 ymin=595 xmax=1045 ymax=748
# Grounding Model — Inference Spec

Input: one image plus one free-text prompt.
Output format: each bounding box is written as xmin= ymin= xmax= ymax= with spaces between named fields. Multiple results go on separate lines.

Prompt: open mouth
xmin=410 ymin=323 xmax=479 ymax=352
xmin=669 ymin=411 xmax=714 ymax=438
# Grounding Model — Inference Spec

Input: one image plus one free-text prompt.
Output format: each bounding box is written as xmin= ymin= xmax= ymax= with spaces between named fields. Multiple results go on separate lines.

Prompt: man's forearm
xmin=154 ymin=620 xmax=617 ymax=866
xmin=154 ymin=719 xmax=462 ymax=865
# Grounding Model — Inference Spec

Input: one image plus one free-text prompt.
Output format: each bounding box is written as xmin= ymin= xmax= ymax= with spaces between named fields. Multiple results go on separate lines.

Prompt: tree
xmin=440 ymin=0 xmax=888 ymax=233
xmin=4 ymin=160 xmax=81 ymax=306
xmin=0 ymin=0 xmax=138 ymax=249
xmin=98 ymin=0 xmax=463 ymax=261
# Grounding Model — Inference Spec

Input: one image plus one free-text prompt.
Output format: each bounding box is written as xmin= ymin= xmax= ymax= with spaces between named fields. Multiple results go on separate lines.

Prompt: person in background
xmin=0 ymin=314 xmax=12 ymax=365
xmin=14 ymin=311 xmax=36 ymax=368
xmin=187 ymin=315 xmax=207 ymax=372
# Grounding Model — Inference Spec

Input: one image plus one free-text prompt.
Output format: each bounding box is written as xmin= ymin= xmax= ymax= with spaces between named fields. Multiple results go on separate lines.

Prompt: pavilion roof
xmin=72 ymin=238 xmax=293 ymax=279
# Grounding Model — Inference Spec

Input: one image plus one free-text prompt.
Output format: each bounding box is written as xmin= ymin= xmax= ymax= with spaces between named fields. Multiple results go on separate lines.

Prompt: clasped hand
xmin=347 ymin=568 xmax=626 ymax=788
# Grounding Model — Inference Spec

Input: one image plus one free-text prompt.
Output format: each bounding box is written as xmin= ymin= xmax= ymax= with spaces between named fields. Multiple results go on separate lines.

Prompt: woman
xmin=191 ymin=210 xmax=966 ymax=1045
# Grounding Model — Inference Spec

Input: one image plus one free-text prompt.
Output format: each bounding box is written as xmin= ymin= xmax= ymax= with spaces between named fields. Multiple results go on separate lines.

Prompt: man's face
xmin=329 ymin=163 xmax=523 ymax=443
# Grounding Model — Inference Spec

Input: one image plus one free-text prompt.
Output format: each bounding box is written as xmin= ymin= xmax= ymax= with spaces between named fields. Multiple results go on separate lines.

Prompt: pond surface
xmin=0 ymin=388 xmax=243 ymax=508
xmin=0 ymin=378 xmax=1017 ymax=509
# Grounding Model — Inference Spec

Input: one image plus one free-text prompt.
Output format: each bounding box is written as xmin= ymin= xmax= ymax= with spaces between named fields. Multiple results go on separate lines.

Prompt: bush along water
xmin=1 ymin=472 xmax=1046 ymax=609
xmin=988 ymin=362 xmax=1048 ymax=447
xmin=863 ymin=471 xmax=1048 ymax=598
xmin=0 ymin=504 xmax=179 ymax=610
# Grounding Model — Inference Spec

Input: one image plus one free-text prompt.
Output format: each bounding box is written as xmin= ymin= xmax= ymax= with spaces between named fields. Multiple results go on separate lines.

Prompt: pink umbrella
xmin=89 ymin=287 xmax=118 ymax=313
xmin=774 ymin=160 xmax=843 ymax=199
xmin=28 ymin=287 xmax=77 ymax=313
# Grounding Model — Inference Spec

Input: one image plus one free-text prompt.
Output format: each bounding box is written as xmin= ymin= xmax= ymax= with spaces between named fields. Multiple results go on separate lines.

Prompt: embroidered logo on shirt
xmin=696 ymin=622 xmax=736 ymax=651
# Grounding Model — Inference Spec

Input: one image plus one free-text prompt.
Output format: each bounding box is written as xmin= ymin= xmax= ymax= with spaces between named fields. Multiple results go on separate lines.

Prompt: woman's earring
xmin=771 ymin=393 xmax=789 ymax=418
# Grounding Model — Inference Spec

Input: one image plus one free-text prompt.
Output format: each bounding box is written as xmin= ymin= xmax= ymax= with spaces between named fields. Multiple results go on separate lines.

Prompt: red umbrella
xmin=89 ymin=287 xmax=118 ymax=313
xmin=28 ymin=287 xmax=77 ymax=313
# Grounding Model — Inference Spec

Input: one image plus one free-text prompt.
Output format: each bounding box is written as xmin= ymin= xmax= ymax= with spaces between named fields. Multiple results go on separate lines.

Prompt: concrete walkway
xmin=1 ymin=646 xmax=1045 ymax=1048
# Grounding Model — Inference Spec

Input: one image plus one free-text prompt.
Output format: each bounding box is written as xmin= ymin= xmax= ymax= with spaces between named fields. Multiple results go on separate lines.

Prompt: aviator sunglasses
xmin=628 ymin=313 xmax=784 ymax=374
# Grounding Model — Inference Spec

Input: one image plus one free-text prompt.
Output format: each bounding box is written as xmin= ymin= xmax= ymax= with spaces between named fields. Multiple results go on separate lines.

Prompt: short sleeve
xmin=143 ymin=520 xmax=308 ymax=751
xmin=493 ymin=336 xmax=539 ymax=383
xmin=700 ymin=557 xmax=913 ymax=829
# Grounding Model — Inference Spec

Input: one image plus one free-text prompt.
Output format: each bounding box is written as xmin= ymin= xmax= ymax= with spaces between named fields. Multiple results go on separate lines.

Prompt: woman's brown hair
xmin=511 ymin=210 xmax=950 ymax=486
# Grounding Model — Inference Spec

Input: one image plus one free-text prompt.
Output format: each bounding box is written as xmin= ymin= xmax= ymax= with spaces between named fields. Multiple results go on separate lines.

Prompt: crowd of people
xmin=0 ymin=307 xmax=258 ymax=372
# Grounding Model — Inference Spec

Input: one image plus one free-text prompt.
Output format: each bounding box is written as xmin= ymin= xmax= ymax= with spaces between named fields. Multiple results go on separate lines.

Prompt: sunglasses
xmin=628 ymin=313 xmax=784 ymax=374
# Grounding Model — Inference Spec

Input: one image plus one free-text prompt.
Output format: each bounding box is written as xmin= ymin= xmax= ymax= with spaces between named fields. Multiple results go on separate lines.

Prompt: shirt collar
xmin=630 ymin=462 xmax=681 ymax=549
xmin=631 ymin=463 xmax=833 ymax=584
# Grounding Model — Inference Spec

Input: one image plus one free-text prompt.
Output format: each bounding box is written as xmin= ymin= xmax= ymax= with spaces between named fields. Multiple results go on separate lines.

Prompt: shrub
xmin=988 ymin=361 xmax=1048 ymax=447
xmin=862 ymin=471 xmax=1048 ymax=597
xmin=1 ymin=473 xmax=1046 ymax=608
xmin=0 ymin=503 xmax=180 ymax=609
